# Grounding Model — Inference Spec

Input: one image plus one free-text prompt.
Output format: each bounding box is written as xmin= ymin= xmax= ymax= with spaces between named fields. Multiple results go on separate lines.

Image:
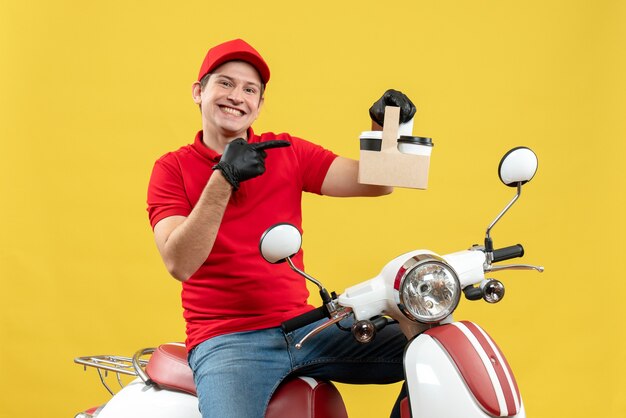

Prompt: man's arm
xmin=320 ymin=156 xmax=392 ymax=197
xmin=153 ymin=171 xmax=232 ymax=282
xmin=152 ymin=138 xmax=290 ymax=281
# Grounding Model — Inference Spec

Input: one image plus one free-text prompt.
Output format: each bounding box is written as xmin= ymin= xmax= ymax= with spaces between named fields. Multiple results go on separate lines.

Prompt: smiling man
xmin=193 ymin=59 xmax=264 ymax=153
xmin=147 ymin=39 xmax=416 ymax=418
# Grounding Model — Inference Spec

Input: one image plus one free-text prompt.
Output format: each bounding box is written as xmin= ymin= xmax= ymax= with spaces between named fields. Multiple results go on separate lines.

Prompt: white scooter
xmin=74 ymin=146 xmax=542 ymax=418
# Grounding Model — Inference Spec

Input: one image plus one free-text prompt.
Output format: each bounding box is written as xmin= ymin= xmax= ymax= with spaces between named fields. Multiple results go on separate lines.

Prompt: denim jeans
xmin=187 ymin=318 xmax=407 ymax=418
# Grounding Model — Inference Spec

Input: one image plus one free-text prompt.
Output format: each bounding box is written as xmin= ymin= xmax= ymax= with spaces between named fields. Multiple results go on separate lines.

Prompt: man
xmin=147 ymin=39 xmax=416 ymax=418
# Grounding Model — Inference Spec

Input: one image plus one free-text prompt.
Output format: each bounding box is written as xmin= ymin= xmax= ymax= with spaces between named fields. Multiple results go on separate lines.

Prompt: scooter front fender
xmin=404 ymin=321 xmax=524 ymax=418
xmin=96 ymin=378 xmax=201 ymax=418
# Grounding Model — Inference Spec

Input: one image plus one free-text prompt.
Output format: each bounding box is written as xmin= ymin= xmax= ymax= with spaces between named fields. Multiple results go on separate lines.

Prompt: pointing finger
xmin=250 ymin=140 xmax=291 ymax=151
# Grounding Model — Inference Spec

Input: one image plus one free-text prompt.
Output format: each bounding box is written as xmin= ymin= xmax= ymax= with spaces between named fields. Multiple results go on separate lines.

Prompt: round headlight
xmin=394 ymin=254 xmax=461 ymax=323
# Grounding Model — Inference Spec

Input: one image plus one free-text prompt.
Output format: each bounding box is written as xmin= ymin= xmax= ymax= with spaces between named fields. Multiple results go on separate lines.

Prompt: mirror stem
xmin=286 ymin=257 xmax=332 ymax=304
xmin=485 ymin=182 xmax=522 ymax=260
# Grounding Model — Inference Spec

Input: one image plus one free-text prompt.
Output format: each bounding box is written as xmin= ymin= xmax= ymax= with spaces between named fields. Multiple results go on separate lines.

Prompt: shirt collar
xmin=192 ymin=127 xmax=256 ymax=162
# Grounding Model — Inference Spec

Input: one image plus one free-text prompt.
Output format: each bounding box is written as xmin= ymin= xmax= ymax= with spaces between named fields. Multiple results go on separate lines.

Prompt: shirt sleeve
xmin=290 ymin=136 xmax=338 ymax=194
xmin=146 ymin=154 xmax=192 ymax=229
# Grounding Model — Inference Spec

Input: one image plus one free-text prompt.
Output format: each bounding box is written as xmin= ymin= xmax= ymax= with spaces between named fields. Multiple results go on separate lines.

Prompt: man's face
xmin=194 ymin=61 xmax=264 ymax=140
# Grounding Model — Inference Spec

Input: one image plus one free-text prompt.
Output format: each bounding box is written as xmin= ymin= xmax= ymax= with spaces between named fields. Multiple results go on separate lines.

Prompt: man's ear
xmin=191 ymin=81 xmax=202 ymax=104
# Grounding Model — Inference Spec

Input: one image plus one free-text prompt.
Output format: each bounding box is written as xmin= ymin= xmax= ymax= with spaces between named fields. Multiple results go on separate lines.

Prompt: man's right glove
xmin=369 ymin=89 xmax=416 ymax=127
xmin=212 ymin=138 xmax=290 ymax=191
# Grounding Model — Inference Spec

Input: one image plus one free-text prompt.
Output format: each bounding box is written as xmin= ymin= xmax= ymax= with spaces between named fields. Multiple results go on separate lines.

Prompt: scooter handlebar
xmin=282 ymin=306 xmax=328 ymax=333
xmin=492 ymin=244 xmax=524 ymax=262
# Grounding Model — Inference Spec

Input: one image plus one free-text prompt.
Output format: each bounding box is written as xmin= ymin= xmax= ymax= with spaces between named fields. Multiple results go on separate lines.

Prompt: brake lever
xmin=485 ymin=264 xmax=544 ymax=273
xmin=295 ymin=307 xmax=353 ymax=349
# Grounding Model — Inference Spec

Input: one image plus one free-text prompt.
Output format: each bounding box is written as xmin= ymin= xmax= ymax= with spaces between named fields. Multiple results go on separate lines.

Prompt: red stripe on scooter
xmin=394 ymin=266 xmax=408 ymax=291
xmin=427 ymin=324 xmax=501 ymax=416
xmin=462 ymin=321 xmax=520 ymax=415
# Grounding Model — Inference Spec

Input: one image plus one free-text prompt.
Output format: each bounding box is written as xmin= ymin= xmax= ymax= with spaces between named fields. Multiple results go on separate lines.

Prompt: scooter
xmin=74 ymin=146 xmax=543 ymax=418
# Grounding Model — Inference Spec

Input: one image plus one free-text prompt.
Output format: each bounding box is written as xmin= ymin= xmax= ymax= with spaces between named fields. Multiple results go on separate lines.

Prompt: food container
xmin=359 ymin=131 xmax=383 ymax=151
xmin=397 ymin=136 xmax=434 ymax=156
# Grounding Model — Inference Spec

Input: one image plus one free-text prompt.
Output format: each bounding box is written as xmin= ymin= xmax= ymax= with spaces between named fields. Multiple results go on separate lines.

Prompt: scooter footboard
xmin=404 ymin=321 xmax=524 ymax=418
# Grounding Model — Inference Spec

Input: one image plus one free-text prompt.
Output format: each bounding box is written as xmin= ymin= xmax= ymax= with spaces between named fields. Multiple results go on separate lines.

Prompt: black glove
xmin=369 ymin=89 xmax=416 ymax=127
xmin=213 ymin=138 xmax=290 ymax=191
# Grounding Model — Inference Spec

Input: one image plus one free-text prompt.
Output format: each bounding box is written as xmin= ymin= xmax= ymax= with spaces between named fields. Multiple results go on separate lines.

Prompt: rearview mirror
xmin=485 ymin=147 xmax=539 ymax=257
xmin=259 ymin=223 xmax=302 ymax=264
xmin=498 ymin=147 xmax=538 ymax=187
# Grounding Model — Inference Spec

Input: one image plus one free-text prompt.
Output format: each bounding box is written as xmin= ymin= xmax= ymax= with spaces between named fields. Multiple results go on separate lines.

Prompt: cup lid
xmin=398 ymin=136 xmax=434 ymax=147
xmin=360 ymin=130 xmax=384 ymax=139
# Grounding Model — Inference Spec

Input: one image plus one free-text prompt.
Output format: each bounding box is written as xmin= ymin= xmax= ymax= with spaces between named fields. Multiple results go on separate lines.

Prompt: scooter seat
xmin=146 ymin=343 xmax=348 ymax=418
xmin=146 ymin=343 xmax=196 ymax=395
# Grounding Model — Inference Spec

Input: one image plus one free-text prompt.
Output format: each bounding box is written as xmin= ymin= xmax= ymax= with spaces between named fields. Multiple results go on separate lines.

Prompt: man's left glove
xmin=369 ymin=89 xmax=416 ymax=127
xmin=213 ymin=138 xmax=290 ymax=191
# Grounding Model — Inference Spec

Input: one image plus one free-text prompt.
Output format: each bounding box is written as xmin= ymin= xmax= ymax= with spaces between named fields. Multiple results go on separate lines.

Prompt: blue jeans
xmin=188 ymin=318 xmax=407 ymax=418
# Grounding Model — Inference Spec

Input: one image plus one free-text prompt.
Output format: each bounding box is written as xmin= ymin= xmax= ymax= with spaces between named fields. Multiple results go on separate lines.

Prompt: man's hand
xmin=213 ymin=138 xmax=290 ymax=190
xmin=369 ymin=89 xmax=416 ymax=127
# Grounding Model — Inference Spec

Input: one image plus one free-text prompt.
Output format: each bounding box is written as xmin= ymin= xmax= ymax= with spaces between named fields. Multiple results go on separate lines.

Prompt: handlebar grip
xmin=281 ymin=306 xmax=328 ymax=333
xmin=492 ymin=244 xmax=524 ymax=262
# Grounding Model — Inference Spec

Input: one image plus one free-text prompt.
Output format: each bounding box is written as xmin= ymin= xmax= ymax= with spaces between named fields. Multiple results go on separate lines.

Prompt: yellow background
xmin=1 ymin=0 xmax=625 ymax=417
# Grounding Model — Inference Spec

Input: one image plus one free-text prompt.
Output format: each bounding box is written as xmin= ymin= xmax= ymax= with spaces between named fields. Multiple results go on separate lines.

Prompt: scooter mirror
xmin=259 ymin=223 xmax=302 ymax=264
xmin=498 ymin=147 xmax=538 ymax=187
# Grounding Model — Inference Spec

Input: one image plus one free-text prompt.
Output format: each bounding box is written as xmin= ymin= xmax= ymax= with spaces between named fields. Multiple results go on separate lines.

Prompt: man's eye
xmin=219 ymin=80 xmax=232 ymax=87
xmin=245 ymin=88 xmax=257 ymax=94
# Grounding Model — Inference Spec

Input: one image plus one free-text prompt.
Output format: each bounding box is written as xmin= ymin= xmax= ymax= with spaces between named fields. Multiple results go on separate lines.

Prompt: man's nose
xmin=227 ymin=88 xmax=245 ymax=103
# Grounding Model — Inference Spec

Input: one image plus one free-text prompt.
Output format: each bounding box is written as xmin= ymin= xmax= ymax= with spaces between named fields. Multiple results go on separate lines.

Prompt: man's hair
xmin=199 ymin=73 xmax=212 ymax=90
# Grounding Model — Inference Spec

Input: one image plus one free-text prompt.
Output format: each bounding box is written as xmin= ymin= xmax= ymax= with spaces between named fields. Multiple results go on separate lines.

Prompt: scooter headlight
xmin=394 ymin=254 xmax=461 ymax=323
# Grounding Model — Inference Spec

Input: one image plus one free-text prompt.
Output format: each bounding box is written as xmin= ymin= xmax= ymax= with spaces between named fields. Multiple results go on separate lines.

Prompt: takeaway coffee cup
xmin=359 ymin=131 xmax=383 ymax=151
xmin=397 ymin=136 xmax=434 ymax=156
xmin=398 ymin=118 xmax=414 ymax=137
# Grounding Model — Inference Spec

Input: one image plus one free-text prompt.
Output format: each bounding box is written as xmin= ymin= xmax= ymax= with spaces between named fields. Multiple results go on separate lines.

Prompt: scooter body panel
xmin=96 ymin=378 xmax=201 ymax=418
xmin=404 ymin=321 xmax=525 ymax=418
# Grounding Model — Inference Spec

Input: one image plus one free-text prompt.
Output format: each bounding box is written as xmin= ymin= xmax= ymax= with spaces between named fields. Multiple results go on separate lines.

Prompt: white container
xmin=398 ymin=117 xmax=415 ymax=137
xmin=397 ymin=136 xmax=434 ymax=156
xmin=360 ymin=130 xmax=384 ymax=151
